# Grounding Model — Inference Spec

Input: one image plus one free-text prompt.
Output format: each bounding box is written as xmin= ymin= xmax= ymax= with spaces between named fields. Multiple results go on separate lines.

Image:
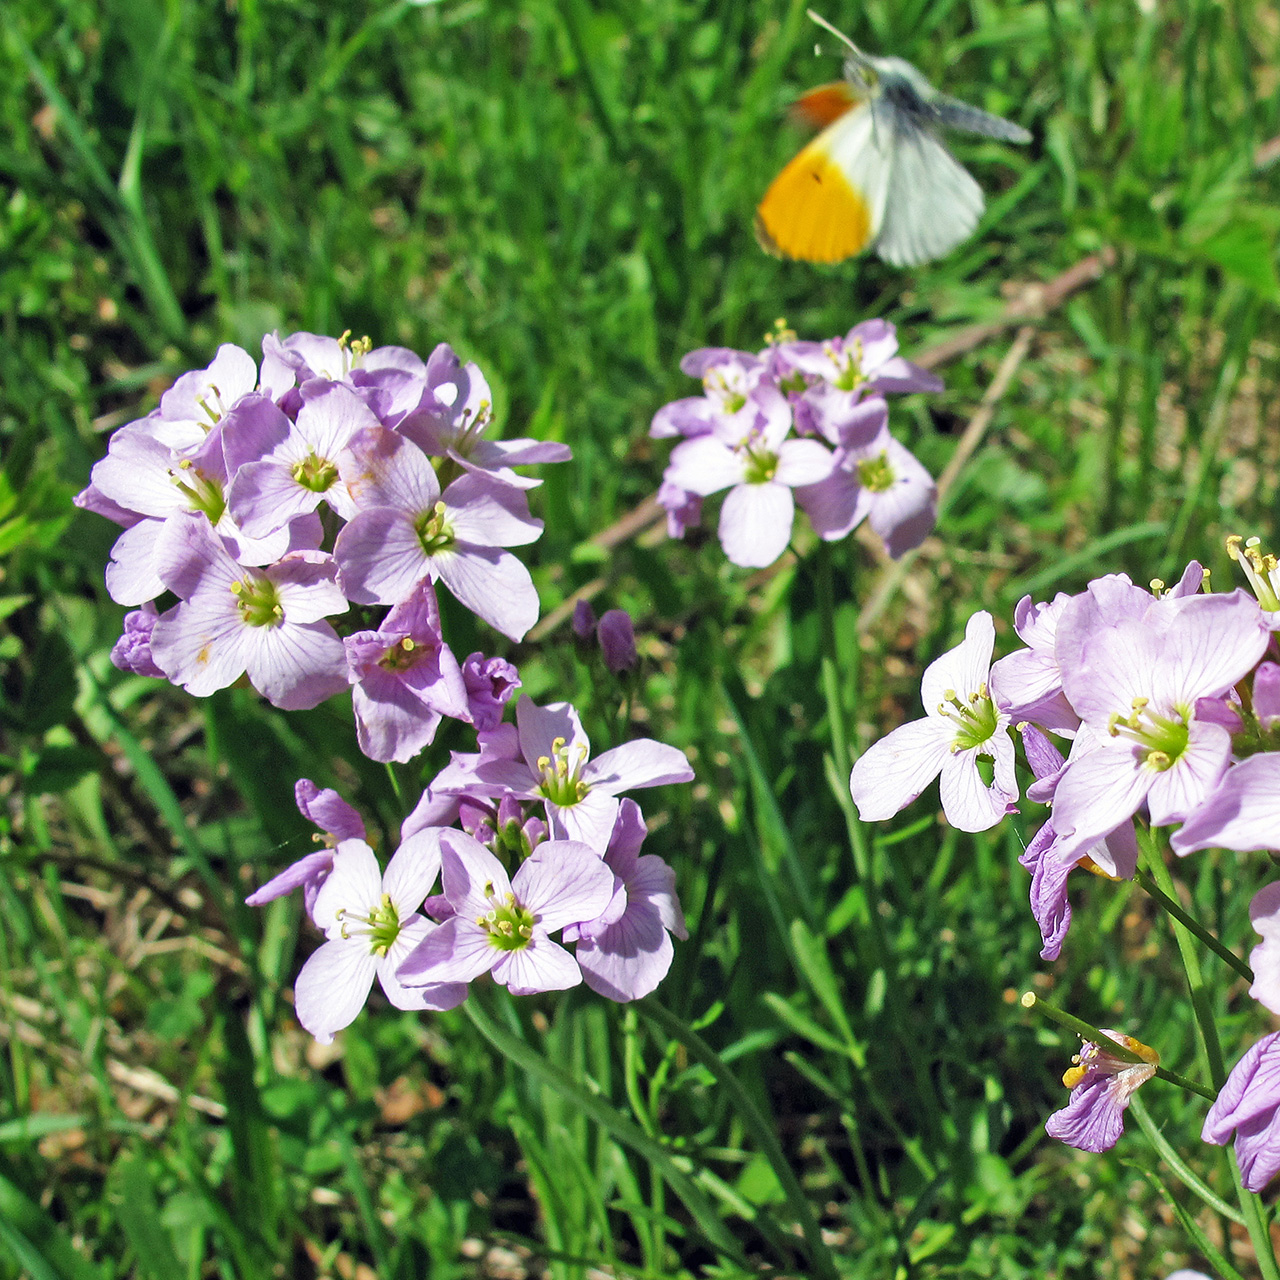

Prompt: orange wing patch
xmin=755 ymin=136 xmax=873 ymax=264
xmin=789 ymin=82 xmax=859 ymax=129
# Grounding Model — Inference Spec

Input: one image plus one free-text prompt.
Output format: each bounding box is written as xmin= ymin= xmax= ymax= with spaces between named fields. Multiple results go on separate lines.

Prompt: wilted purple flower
xmin=110 ymin=603 xmax=165 ymax=678
xmin=430 ymin=696 xmax=694 ymax=849
xmin=461 ymin=652 xmax=521 ymax=732
xmin=849 ymin=611 xmax=1018 ymax=833
xmin=1172 ymin=753 xmax=1280 ymax=855
xmin=334 ymin=425 xmax=542 ymax=640
xmin=397 ymin=831 xmax=615 ymax=996
xmin=564 ymin=800 xmax=687 ymax=1002
xmin=1045 ymin=1030 xmax=1159 ymax=1152
xmin=664 ymin=385 xmax=833 ymax=568
xmin=148 ymin=512 xmax=349 ymax=710
xmin=794 ymin=397 xmax=937 ymax=559
xmin=344 ymin=580 xmax=468 ymax=763
xmin=598 ymin=609 xmax=638 ymax=674
xmin=1047 ymin=590 xmax=1269 ymax=867
xmin=295 ymin=834 xmax=467 ymax=1043
xmin=1203 ymin=1032 xmax=1280 ymax=1191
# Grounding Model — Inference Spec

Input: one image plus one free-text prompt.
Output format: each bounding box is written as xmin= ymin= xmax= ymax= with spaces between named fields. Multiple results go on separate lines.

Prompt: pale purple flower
xmin=334 ymin=425 xmax=542 ymax=640
xmin=226 ymin=381 xmax=378 ymax=537
xmin=1203 ymin=1032 xmax=1280 ymax=1191
xmin=430 ymin=696 xmax=694 ymax=850
xmin=564 ymin=799 xmax=687 ymax=1002
xmin=110 ymin=603 xmax=164 ymax=678
xmin=1047 ymin=590 xmax=1269 ymax=867
xmin=461 ymin=652 xmax=521 ymax=732
xmin=650 ymin=348 xmax=771 ymax=440
xmin=401 ymin=726 xmax=525 ymax=840
xmin=1045 ymin=1030 xmax=1159 ymax=1152
xmin=148 ymin=512 xmax=349 ymax=710
xmin=1171 ymin=754 xmax=1280 ymax=855
xmin=345 ymin=580 xmax=469 ymax=763
xmin=664 ymin=385 xmax=833 ymax=568
xmin=295 ymin=834 xmax=467 ymax=1043
xmin=396 ymin=831 xmax=615 ymax=996
xmin=794 ymin=397 xmax=937 ymax=559
xmin=776 ymin=319 xmax=942 ymax=444
xmin=396 ymin=350 xmax=571 ymax=489
xmin=598 ymin=609 xmax=637 ymax=674
xmin=849 ymin=611 xmax=1018 ymax=832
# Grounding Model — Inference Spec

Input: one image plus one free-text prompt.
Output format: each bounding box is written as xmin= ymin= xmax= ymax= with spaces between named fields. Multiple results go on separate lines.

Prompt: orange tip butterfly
xmin=756 ymin=11 xmax=1032 ymax=267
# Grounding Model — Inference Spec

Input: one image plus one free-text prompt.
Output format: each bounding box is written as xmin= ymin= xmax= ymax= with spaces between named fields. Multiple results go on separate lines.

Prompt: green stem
xmin=1133 ymin=867 xmax=1253 ymax=983
xmin=1020 ymin=992 xmax=1216 ymax=1101
xmin=639 ymin=999 xmax=841 ymax=1280
xmin=462 ymin=997 xmax=751 ymax=1269
xmin=1231 ymin=1154 xmax=1280 ymax=1280
xmin=1128 ymin=1094 xmax=1243 ymax=1225
xmin=1142 ymin=834 xmax=1225 ymax=1088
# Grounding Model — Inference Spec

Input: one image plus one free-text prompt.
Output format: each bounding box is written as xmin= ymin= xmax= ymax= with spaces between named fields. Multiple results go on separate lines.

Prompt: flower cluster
xmin=248 ymin=695 xmax=694 ymax=1042
xmin=850 ymin=536 xmax=1280 ymax=1163
xmin=651 ymin=319 xmax=942 ymax=568
xmin=79 ymin=332 xmax=569 ymax=762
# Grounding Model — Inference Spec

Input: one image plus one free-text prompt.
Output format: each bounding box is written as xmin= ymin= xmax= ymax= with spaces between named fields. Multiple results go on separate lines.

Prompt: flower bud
xmin=598 ymin=609 xmax=637 ymax=674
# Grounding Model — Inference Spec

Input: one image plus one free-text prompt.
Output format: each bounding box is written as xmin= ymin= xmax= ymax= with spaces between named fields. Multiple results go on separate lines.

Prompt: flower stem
xmin=1133 ymin=866 xmax=1253 ymax=983
xmin=1020 ymin=992 xmax=1216 ymax=1101
xmin=638 ymin=998 xmax=841 ymax=1280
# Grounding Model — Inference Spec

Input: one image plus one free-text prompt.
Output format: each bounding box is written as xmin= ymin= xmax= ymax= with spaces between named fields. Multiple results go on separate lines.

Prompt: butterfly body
xmin=756 ymin=15 xmax=1031 ymax=267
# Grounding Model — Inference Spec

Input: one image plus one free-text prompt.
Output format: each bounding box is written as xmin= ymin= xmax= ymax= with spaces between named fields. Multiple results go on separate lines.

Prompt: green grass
xmin=2 ymin=0 xmax=1280 ymax=1275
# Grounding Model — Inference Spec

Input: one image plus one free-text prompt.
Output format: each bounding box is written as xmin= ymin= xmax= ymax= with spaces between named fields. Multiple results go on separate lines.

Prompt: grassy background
xmin=2 ymin=0 xmax=1280 ymax=1275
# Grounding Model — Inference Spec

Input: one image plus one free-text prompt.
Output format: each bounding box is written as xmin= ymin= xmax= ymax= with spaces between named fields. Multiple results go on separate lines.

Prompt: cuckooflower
xmin=1045 ymin=1030 xmax=1159 ymax=1152
xmin=1170 ymin=753 xmax=1280 ymax=856
xmin=396 ymin=831 xmax=615 ymax=996
xmin=849 ymin=611 xmax=1018 ymax=832
xmin=295 ymin=835 xmax=467 ymax=1043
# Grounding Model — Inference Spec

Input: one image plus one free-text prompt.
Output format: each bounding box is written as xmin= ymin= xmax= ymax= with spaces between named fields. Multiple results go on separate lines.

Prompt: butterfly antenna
xmin=806 ymin=10 xmax=867 ymax=61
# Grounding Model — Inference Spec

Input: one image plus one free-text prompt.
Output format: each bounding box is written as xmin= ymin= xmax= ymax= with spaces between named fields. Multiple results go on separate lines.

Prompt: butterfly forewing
xmin=932 ymin=96 xmax=1032 ymax=144
xmin=755 ymin=104 xmax=892 ymax=264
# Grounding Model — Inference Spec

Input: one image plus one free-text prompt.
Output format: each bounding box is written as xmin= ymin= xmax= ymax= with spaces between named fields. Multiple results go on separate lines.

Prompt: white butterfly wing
xmin=872 ymin=123 xmax=985 ymax=268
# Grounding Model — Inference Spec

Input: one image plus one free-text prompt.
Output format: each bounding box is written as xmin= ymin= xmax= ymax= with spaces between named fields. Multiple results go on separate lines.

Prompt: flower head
xmin=849 ymin=611 xmax=1018 ymax=832
xmin=1203 ymin=1032 xmax=1280 ymax=1191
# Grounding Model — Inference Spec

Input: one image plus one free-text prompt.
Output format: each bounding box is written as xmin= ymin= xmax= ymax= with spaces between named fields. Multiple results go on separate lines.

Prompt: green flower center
xmin=477 ymin=882 xmax=536 ymax=952
xmin=536 ymin=736 xmax=590 ymax=807
xmin=1108 ymin=699 xmax=1190 ymax=772
xmin=830 ymin=337 xmax=866 ymax=392
xmin=704 ymin=369 xmax=747 ymax=415
xmin=291 ymin=451 xmax=339 ymax=493
xmin=173 ymin=460 xmax=226 ymax=526
xmin=379 ymin=636 xmax=427 ymax=673
xmin=338 ymin=893 xmax=400 ymax=957
xmin=741 ymin=445 xmax=779 ymax=485
xmin=778 ymin=371 xmax=808 ymax=396
xmin=857 ymin=452 xmax=895 ymax=493
xmin=230 ymin=574 xmax=283 ymax=628
xmin=414 ymin=501 xmax=455 ymax=556
xmin=937 ymin=685 xmax=1000 ymax=752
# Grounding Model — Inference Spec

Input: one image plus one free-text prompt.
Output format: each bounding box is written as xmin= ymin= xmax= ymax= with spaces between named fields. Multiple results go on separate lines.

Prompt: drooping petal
xmin=938 ymin=747 xmax=1017 ymax=833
